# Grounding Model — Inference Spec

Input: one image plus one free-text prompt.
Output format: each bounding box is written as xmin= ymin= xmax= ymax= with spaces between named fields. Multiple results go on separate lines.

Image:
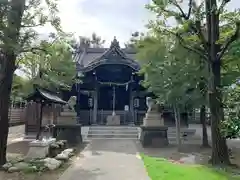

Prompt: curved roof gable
xmin=75 ymin=37 xmax=140 ymax=72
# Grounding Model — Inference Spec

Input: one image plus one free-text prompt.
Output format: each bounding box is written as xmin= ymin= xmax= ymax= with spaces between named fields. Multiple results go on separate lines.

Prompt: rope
xmin=96 ymin=76 xmax=133 ymax=86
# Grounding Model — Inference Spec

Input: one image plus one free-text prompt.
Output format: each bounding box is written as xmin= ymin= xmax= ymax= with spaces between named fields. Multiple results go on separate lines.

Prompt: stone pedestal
xmin=57 ymin=110 xmax=77 ymax=125
xmin=53 ymin=124 xmax=82 ymax=145
xmin=26 ymin=138 xmax=56 ymax=159
xmin=143 ymin=113 xmax=164 ymax=126
xmin=140 ymin=97 xmax=169 ymax=147
xmin=106 ymin=115 xmax=120 ymax=125
xmin=140 ymin=126 xmax=169 ymax=148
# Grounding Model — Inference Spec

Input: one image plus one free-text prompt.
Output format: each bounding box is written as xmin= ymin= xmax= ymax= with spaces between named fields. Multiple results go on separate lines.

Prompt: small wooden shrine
xmin=25 ymin=85 xmax=67 ymax=139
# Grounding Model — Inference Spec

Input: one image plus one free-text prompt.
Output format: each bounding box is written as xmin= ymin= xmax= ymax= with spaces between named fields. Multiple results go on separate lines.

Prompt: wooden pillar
xmin=129 ymin=86 xmax=135 ymax=124
xmin=93 ymin=87 xmax=98 ymax=124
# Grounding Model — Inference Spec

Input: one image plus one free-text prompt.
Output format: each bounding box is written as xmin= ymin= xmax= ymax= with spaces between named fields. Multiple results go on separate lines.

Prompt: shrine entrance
xmin=98 ymin=85 xmax=130 ymax=111
xmin=91 ymin=64 xmax=134 ymax=125
xmin=96 ymin=85 xmax=131 ymax=125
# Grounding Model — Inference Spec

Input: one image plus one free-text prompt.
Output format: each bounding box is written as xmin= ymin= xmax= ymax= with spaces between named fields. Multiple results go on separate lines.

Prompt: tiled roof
xmin=74 ymin=37 xmax=139 ymax=71
xmin=74 ymin=48 xmax=138 ymax=68
xmin=26 ymin=86 xmax=67 ymax=105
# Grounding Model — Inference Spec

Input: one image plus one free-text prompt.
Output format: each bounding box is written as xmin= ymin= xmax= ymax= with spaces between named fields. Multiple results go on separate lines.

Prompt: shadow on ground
xmin=82 ymin=139 xmax=139 ymax=156
xmin=136 ymin=141 xmax=212 ymax=164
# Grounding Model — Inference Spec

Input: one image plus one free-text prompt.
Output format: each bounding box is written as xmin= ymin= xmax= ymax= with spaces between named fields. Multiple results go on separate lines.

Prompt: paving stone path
xmin=59 ymin=139 xmax=150 ymax=180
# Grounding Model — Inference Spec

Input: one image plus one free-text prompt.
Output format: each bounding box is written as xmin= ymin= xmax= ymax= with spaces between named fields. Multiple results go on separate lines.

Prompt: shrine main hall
xmin=70 ymin=37 xmax=149 ymax=126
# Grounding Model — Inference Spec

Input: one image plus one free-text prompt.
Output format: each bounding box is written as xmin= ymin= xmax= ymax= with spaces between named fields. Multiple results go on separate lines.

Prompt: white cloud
xmin=57 ymin=0 xmax=151 ymax=47
xmin=57 ymin=0 xmax=118 ymax=46
xmin=34 ymin=0 xmax=240 ymax=47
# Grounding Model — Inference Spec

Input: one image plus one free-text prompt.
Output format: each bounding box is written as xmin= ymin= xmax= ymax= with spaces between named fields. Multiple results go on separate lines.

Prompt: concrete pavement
xmin=59 ymin=139 xmax=150 ymax=180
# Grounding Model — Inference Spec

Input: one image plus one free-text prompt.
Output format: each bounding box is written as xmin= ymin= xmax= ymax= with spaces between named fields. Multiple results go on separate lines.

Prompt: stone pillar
xmin=93 ymin=90 xmax=98 ymax=124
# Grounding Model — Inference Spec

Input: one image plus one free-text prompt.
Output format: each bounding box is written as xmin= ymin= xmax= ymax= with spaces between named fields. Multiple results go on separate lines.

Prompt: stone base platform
xmin=26 ymin=138 xmax=56 ymax=159
xmin=106 ymin=115 xmax=120 ymax=126
xmin=53 ymin=124 xmax=82 ymax=145
xmin=140 ymin=126 xmax=169 ymax=148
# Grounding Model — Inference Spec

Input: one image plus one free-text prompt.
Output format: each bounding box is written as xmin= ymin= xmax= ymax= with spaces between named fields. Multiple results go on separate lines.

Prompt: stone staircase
xmin=87 ymin=126 xmax=139 ymax=140
xmin=86 ymin=126 xmax=199 ymax=142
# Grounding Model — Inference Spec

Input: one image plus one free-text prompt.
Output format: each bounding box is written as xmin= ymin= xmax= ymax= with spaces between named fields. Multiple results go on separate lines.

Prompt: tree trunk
xmin=200 ymin=105 xmax=209 ymax=147
xmin=0 ymin=0 xmax=26 ymax=166
xmin=208 ymin=61 xmax=230 ymax=165
xmin=0 ymin=54 xmax=15 ymax=166
xmin=206 ymin=0 xmax=230 ymax=165
xmin=173 ymin=105 xmax=181 ymax=150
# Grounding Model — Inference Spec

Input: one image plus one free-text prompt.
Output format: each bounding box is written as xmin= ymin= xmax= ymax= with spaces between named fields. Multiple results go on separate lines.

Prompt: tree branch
xmin=164 ymin=29 xmax=208 ymax=61
xmin=21 ymin=47 xmax=51 ymax=54
xmin=172 ymin=0 xmax=193 ymax=20
xmin=161 ymin=8 xmax=181 ymax=18
xmin=218 ymin=21 xmax=240 ymax=60
xmin=15 ymin=47 xmax=51 ymax=67
xmin=217 ymin=0 xmax=231 ymax=15
xmin=188 ymin=20 xmax=209 ymax=53
xmin=20 ymin=23 xmax=44 ymax=28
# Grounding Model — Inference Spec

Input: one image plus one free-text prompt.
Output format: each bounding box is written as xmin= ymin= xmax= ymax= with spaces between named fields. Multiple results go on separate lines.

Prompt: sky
xmin=53 ymin=0 xmax=239 ymax=47
xmin=36 ymin=0 xmax=240 ymax=47
xmin=17 ymin=0 xmax=240 ymax=77
xmin=37 ymin=0 xmax=152 ymax=47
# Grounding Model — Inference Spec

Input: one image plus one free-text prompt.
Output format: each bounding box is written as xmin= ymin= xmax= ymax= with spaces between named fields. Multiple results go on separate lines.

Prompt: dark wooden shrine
xmin=66 ymin=37 xmax=189 ymax=127
xmin=70 ymin=37 xmax=148 ymax=125
xmin=25 ymin=86 xmax=67 ymax=139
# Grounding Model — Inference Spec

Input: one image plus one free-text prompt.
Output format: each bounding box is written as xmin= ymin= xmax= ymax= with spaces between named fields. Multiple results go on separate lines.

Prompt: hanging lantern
xmin=88 ymin=98 xmax=93 ymax=107
xmin=134 ymin=98 xmax=139 ymax=108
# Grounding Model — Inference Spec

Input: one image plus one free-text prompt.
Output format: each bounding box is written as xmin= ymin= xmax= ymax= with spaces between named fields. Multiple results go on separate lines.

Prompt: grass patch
xmin=141 ymin=154 xmax=240 ymax=180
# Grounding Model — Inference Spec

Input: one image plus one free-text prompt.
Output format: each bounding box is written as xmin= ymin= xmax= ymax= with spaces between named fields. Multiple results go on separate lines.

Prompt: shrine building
xmin=71 ymin=37 xmax=149 ymax=126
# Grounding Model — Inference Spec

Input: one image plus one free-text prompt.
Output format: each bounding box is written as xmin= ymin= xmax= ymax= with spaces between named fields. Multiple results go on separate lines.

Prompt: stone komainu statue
xmin=146 ymin=97 xmax=158 ymax=113
xmin=67 ymin=96 xmax=77 ymax=111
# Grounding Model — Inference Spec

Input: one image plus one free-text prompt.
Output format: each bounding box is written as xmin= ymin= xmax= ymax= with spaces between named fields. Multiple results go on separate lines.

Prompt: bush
xmin=221 ymin=110 xmax=240 ymax=139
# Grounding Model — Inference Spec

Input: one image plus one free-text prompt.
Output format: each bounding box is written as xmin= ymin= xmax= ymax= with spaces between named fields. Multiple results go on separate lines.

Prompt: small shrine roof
xmin=26 ymin=86 xmax=67 ymax=105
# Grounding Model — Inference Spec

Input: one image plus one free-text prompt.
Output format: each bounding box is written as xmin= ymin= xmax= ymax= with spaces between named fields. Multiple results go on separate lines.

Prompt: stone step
xmin=87 ymin=134 xmax=200 ymax=141
xmin=88 ymin=130 xmax=139 ymax=135
xmin=87 ymin=137 xmax=139 ymax=140
xmin=89 ymin=126 xmax=139 ymax=131
xmin=87 ymin=133 xmax=138 ymax=139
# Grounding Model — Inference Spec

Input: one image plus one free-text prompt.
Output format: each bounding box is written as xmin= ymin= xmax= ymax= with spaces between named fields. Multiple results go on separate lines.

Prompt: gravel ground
xmin=189 ymin=124 xmax=240 ymax=149
xmin=2 ymin=124 xmax=240 ymax=180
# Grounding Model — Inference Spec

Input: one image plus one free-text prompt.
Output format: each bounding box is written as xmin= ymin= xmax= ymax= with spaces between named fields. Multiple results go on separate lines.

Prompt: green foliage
xmin=18 ymin=38 xmax=76 ymax=93
xmin=124 ymin=31 xmax=144 ymax=49
xmin=221 ymin=85 xmax=240 ymax=138
xmin=221 ymin=114 xmax=240 ymax=139
xmin=11 ymin=74 xmax=27 ymax=100
xmin=136 ymin=32 xmax=207 ymax=109
xmin=0 ymin=0 xmax=62 ymax=54
xmin=78 ymin=32 xmax=105 ymax=48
